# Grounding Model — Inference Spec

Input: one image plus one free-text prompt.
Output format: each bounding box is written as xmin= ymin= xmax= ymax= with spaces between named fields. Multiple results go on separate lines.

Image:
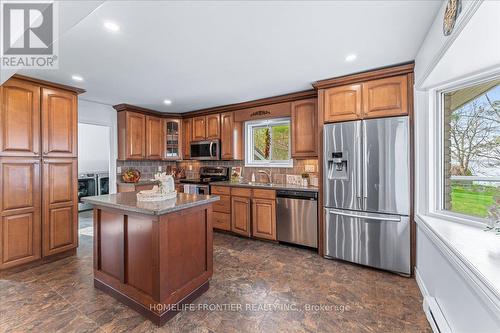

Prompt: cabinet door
xmin=324 ymin=84 xmax=362 ymax=123
xmin=251 ymin=198 xmax=276 ymax=240
xmin=220 ymin=112 xmax=234 ymax=159
xmin=0 ymin=79 xmax=40 ymax=157
xmin=42 ymin=158 xmax=77 ymax=257
xmin=291 ymin=98 xmax=318 ymax=158
xmin=164 ymin=119 xmax=181 ymax=160
xmin=145 ymin=116 xmax=163 ymax=160
xmin=206 ymin=114 xmax=220 ymax=139
xmin=231 ymin=196 xmax=250 ymax=237
xmin=126 ymin=112 xmax=146 ymax=159
xmin=192 ymin=116 xmax=206 ymax=141
xmin=362 ymin=75 xmax=408 ymax=118
xmin=41 ymin=88 xmax=77 ymax=157
xmin=182 ymin=118 xmax=192 ymax=159
xmin=0 ymin=158 xmax=41 ymax=269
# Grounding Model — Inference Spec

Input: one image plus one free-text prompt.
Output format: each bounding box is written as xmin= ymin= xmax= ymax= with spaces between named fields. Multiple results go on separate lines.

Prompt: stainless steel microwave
xmin=190 ymin=140 xmax=220 ymax=160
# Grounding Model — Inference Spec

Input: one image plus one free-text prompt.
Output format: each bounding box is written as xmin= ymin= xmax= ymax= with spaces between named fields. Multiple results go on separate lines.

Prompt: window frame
xmin=428 ymin=72 xmax=500 ymax=227
xmin=244 ymin=117 xmax=293 ymax=168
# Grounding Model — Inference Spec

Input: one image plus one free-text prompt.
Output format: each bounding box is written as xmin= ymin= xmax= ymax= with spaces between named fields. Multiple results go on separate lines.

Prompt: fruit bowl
xmin=121 ymin=169 xmax=141 ymax=183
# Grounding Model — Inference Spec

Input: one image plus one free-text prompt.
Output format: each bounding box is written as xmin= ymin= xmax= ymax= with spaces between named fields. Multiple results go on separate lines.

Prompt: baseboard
xmin=415 ymin=268 xmax=452 ymax=333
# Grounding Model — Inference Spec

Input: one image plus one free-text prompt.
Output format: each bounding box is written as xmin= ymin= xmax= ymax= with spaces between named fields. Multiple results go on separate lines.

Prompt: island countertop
xmin=82 ymin=192 xmax=220 ymax=216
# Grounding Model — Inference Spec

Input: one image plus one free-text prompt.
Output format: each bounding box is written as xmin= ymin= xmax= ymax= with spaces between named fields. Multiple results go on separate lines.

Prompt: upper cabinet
xmin=314 ymin=63 xmax=413 ymax=123
xmin=362 ymin=76 xmax=408 ymax=119
xmin=206 ymin=114 xmax=220 ymax=139
xmin=323 ymin=84 xmax=362 ymax=123
xmin=191 ymin=114 xmax=221 ymax=141
xmin=192 ymin=116 xmax=206 ymax=141
xmin=220 ymin=112 xmax=243 ymax=160
xmin=220 ymin=112 xmax=234 ymax=160
xmin=145 ymin=116 xmax=163 ymax=160
xmin=291 ymin=98 xmax=318 ymax=158
xmin=41 ymin=88 xmax=78 ymax=158
xmin=118 ymin=111 xmax=146 ymax=160
xmin=164 ymin=119 xmax=181 ymax=160
xmin=0 ymin=79 xmax=40 ymax=157
xmin=182 ymin=118 xmax=192 ymax=159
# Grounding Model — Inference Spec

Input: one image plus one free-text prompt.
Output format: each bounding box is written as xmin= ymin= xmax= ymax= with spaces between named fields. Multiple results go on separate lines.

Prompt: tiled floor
xmin=0 ymin=213 xmax=430 ymax=332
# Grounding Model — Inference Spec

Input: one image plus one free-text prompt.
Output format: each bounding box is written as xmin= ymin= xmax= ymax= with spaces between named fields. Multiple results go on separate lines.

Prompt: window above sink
xmin=244 ymin=118 xmax=293 ymax=168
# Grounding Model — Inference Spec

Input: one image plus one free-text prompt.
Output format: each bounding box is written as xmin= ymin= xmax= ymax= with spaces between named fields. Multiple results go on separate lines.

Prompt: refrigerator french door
xmin=323 ymin=116 xmax=410 ymax=275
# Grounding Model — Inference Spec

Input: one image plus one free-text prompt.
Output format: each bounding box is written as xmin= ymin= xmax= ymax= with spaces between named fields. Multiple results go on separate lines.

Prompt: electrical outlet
xmin=117 ymin=166 xmax=122 ymax=173
xmin=305 ymin=164 xmax=315 ymax=172
xmin=188 ymin=164 xmax=193 ymax=171
xmin=158 ymin=166 xmax=162 ymax=172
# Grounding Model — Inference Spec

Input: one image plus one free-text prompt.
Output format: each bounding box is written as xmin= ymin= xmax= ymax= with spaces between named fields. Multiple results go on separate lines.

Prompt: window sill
xmin=416 ymin=214 xmax=500 ymax=312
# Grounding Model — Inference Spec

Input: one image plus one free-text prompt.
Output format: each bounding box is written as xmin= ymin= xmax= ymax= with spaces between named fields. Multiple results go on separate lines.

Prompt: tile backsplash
xmin=117 ymin=159 xmax=319 ymax=184
xmin=117 ymin=160 xmax=177 ymax=181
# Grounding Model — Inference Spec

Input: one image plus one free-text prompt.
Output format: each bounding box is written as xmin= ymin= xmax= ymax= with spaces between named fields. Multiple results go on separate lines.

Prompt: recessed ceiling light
xmin=71 ymin=75 xmax=84 ymax=82
xmin=163 ymin=99 xmax=172 ymax=105
xmin=104 ymin=21 xmax=120 ymax=32
xmin=345 ymin=54 xmax=357 ymax=62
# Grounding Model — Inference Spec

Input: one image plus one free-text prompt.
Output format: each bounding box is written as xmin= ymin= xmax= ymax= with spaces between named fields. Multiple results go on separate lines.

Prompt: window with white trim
xmin=245 ymin=118 xmax=292 ymax=168
xmin=441 ymin=79 xmax=500 ymax=220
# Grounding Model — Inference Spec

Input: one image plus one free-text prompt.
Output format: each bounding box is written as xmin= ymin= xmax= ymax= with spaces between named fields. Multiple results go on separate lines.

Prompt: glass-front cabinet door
xmin=164 ymin=119 xmax=181 ymax=160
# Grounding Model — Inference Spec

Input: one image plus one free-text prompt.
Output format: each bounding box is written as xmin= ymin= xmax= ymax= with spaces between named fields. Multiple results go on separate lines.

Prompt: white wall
xmin=78 ymin=123 xmax=110 ymax=173
xmin=414 ymin=1 xmax=500 ymax=332
xmin=78 ymin=99 xmax=117 ymax=193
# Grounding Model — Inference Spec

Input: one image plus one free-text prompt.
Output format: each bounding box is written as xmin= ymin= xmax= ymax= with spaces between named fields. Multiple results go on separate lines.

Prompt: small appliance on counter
xmin=323 ymin=116 xmax=410 ymax=275
xmin=180 ymin=166 xmax=229 ymax=194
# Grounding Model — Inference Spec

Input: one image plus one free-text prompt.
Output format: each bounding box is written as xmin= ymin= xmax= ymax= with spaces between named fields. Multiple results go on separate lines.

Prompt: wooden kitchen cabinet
xmin=206 ymin=114 xmax=220 ymax=139
xmin=0 ymin=79 xmax=40 ymax=157
xmin=164 ymin=119 xmax=181 ymax=160
xmin=42 ymin=158 xmax=78 ymax=257
xmin=220 ymin=112 xmax=233 ymax=159
xmin=362 ymin=75 xmax=408 ymax=118
xmin=118 ymin=111 xmax=146 ymax=160
xmin=251 ymin=198 xmax=276 ymax=241
xmin=291 ymin=98 xmax=318 ymax=158
xmin=0 ymin=157 xmax=41 ymax=269
xmin=231 ymin=195 xmax=251 ymax=237
xmin=145 ymin=116 xmax=164 ymax=160
xmin=192 ymin=116 xmax=206 ymax=141
xmin=323 ymin=84 xmax=362 ymax=123
xmin=182 ymin=118 xmax=193 ymax=159
xmin=41 ymin=87 xmax=78 ymax=157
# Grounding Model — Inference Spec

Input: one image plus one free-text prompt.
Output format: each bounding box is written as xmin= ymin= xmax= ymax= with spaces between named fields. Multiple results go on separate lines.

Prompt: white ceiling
xmin=19 ymin=1 xmax=442 ymax=113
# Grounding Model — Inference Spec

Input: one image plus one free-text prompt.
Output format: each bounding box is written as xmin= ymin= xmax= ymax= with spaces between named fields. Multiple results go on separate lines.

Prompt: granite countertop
xmin=210 ymin=181 xmax=319 ymax=192
xmin=117 ymin=180 xmax=160 ymax=186
xmin=82 ymin=192 xmax=220 ymax=216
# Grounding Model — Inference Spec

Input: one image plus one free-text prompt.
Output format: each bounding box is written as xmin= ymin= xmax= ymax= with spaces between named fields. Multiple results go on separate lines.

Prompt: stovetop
xmin=179 ymin=166 xmax=229 ymax=185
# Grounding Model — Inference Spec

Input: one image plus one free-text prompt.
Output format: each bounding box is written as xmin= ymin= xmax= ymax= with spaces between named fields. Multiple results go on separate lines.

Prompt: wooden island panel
xmin=92 ymin=203 xmax=213 ymax=326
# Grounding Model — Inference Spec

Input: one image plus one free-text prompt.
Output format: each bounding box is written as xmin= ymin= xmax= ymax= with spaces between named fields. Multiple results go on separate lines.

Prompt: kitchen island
xmin=82 ymin=192 xmax=219 ymax=325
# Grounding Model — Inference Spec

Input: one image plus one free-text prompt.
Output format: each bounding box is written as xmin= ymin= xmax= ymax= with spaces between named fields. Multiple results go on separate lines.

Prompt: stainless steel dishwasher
xmin=276 ymin=190 xmax=318 ymax=248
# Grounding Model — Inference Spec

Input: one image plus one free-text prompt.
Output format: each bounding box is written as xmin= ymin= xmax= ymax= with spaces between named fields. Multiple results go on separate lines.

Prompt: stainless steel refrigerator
xmin=323 ymin=116 xmax=410 ymax=275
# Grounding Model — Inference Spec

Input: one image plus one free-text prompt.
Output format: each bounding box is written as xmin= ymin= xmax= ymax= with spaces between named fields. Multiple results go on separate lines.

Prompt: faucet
xmin=257 ymin=169 xmax=272 ymax=183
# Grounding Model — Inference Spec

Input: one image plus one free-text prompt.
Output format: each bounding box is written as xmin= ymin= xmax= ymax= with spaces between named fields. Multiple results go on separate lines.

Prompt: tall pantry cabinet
xmin=0 ymin=76 xmax=82 ymax=270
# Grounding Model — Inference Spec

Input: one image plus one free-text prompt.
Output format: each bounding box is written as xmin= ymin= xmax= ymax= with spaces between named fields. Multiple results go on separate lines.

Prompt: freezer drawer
xmin=324 ymin=208 xmax=410 ymax=275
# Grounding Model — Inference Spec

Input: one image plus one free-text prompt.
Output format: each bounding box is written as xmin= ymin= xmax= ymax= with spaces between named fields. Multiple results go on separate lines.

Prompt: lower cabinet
xmin=231 ymin=196 xmax=251 ymax=237
xmin=211 ymin=185 xmax=277 ymax=240
xmin=0 ymin=157 xmax=41 ymax=269
xmin=251 ymin=198 xmax=276 ymax=241
xmin=42 ymin=158 xmax=78 ymax=257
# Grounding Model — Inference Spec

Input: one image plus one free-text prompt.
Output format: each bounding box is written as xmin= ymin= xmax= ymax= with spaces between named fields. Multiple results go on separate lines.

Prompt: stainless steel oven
xmin=190 ymin=140 xmax=220 ymax=160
